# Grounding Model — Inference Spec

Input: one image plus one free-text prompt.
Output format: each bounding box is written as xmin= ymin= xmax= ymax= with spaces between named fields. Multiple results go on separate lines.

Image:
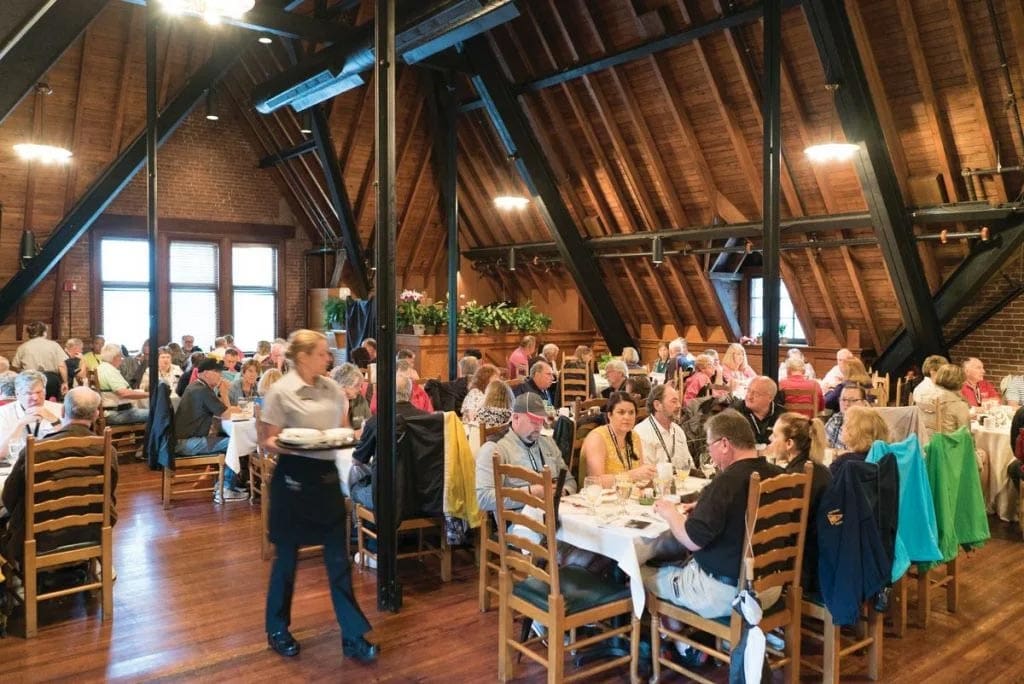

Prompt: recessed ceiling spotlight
xmin=258 ymin=36 xmax=273 ymax=44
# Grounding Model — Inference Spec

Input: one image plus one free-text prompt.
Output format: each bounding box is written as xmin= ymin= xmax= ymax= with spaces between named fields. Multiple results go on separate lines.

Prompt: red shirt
xmin=960 ymin=380 xmax=1000 ymax=407
xmin=369 ymin=382 xmax=434 ymax=414
xmin=780 ymin=373 xmax=824 ymax=418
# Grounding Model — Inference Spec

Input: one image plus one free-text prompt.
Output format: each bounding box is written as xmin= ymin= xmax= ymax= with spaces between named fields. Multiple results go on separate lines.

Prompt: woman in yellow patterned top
xmin=582 ymin=392 xmax=657 ymax=487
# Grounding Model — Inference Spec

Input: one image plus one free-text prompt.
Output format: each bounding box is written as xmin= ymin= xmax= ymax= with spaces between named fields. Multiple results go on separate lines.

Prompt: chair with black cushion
xmin=649 ymin=465 xmax=812 ymax=684
xmin=10 ymin=429 xmax=114 ymax=638
xmin=492 ymin=458 xmax=639 ymax=683
xmin=152 ymin=386 xmax=224 ymax=509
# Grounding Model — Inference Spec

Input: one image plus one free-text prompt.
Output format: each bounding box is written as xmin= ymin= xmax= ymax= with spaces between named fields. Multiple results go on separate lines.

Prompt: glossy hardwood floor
xmin=1 ymin=461 xmax=1022 ymax=683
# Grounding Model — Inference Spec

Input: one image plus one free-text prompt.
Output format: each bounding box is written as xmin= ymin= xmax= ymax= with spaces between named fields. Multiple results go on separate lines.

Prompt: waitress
xmin=259 ymin=329 xmax=377 ymax=663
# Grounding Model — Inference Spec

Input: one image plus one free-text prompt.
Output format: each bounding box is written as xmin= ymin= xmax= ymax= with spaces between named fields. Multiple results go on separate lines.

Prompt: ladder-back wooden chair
xmin=871 ymin=373 xmax=891 ymax=407
xmin=559 ymin=365 xmax=590 ymax=407
xmin=86 ymin=368 xmax=146 ymax=461
xmin=650 ymin=464 xmax=812 ymax=684
xmin=492 ymin=459 xmax=639 ymax=683
xmin=14 ymin=429 xmax=114 ymax=638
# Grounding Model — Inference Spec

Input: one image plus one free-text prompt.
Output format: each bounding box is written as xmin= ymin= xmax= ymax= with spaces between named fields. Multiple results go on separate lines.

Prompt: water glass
xmin=583 ymin=476 xmax=603 ymax=514
xmin=9 ymin=440 xmax=25 ymax=462
xmin=614 ymin=474 xmax=632 ymax=513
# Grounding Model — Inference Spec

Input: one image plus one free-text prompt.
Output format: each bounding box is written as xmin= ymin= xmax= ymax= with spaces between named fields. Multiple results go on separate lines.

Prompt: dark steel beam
xmin=875 ymin=218 xmax=1024 ymax=372
xmin=0 ymin=36 xmax=247 ymax=325
xmin=145 ymin=0 xmax=160 ymax=434
xmin=0 ymin=0 xmax=107 ymax=127
xmin=805 ymin=0 xmax=944 ymax=358
xmin=309 ymin=105 xmax=370 ymax=297
xmin=374 ymin=0 xmax=400 ymax=613
xmin=761 ymin=0 xmax=782 ymax=379
xmin=427 ymin=70 xmax=459 ymax=380
xmin=460 ymin=203 xmax=1020 ymax=258
xmin=119 ymin=0 xmax=351 ymax=42
xmin=456 ymin=0 xmax=801 ymax=112
xmin=463 ymin=36 xmax=634 ymax=352
xmin=257 ymin=138 xmax=316 ymax=167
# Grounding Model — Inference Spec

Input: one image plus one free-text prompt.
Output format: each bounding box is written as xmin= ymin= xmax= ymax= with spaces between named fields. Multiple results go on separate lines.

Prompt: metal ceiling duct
xmin=253 ymin=0 xmax=518 ymax=114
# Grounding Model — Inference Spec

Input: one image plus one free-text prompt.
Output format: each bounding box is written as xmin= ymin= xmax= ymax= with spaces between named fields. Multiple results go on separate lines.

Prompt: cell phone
xmin=624 ymin=519 xmax=651 ymax=529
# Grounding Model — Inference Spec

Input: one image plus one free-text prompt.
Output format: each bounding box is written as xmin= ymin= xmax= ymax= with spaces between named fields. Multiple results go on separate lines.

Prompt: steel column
xmin=0 ymin=0 xmax=107 ymax=126
xmin=761 ymin=0 xmax=782 ymax=380
xmin=463 ymin=36 xmax=634 ymax=352
xmin=804 ymin=0 xmax=944 ymax=358
xmin=0 ymin=36 xmax=247 ymax=324
xmin=145 ymin=0 xmax=159 ymax=419
xmin=309 ymin=105 xmax=371 ymax=297
xmin=373 ymin=0 xmax=400 ymax=613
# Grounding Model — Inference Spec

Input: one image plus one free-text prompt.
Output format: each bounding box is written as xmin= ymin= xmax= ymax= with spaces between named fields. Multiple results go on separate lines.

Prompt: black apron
xmin=268 ymin=453 xmax=346 ymax=546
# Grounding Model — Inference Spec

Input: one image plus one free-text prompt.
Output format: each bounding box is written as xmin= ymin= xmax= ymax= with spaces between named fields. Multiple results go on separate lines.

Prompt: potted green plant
xmin=508 ymin=301 xmax=552 ymax=333
xmin=323 ymin=296 xmax=348 ymax=348
xmin=458 ymin=300 xmax=489 ymax=334
xmin=779 ymin=323 xmax=788 ymax=345
xmin=421 ymin=301 xmax=447 ymax=334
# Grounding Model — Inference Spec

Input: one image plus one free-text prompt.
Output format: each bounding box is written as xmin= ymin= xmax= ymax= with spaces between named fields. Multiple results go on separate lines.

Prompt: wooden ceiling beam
xmin=337 ymin=69 xmax=374 ymax=176
xmin=110 ymin=9 xmax=141 ymax=158
xmin=365 ymin=69 xmax=420 ymax=244
xmin=459 ymin=121 xmax=520 ymax=245
xmin=63 ymin=31 xmax=91 ymax=213
xmin=157 ymin=23 xmax=175 ymax=110
xmin=403 ymin=190 xmax=439 ymax=281
xmin=620 ymin=259 xmax=665 ymax=338
xmin=778 ymin=254 xmax=819 ymax=347
xmin=947 ymin=0 xmax=1008 ymax=202
xmin=455 ymin=156 xmax=503 ymax=248
xmin=805 ymin=0 xmax=945 ymax=358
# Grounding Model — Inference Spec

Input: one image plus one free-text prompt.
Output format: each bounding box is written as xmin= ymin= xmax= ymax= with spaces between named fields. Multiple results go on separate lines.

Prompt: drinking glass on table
xmin=582 ymin=476 xmax=603 ymax=515
xmin=614 ymin=474 xmax=632 ymax=514
xmin=8 ymin=440 xmax=25 ymax=464
xmin=238 ymin=399 xmax=251 ymax=416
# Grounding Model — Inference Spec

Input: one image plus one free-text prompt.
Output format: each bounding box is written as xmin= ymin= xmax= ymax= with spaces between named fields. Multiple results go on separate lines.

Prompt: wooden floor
xmin=1 ymin=462 xmax=1023 ymax=683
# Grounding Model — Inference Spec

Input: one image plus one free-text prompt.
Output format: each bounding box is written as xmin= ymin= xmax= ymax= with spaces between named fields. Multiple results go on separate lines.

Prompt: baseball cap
xmin=197 ymin=358 xmax=226 ymax=372
xmin=512 ymin=393 xmax=547 ymax=420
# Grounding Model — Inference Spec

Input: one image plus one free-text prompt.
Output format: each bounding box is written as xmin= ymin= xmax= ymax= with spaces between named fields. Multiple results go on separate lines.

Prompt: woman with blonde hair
xmin=259 ymin=329 xmax=376 ymax=662
xmin=768 ymin=411 xmax=832 ymax=591
xmin=917 ymin=363 xmax=971 ymax=441
xmin=476 ymin=379 xmax=513 ymax=427
xmin=258 ymin=368 xmax=283 ymax=397
xmin=833 ymin=405 xmax=891 ymax=474
xmin=721 ymin=343 xmax=756 ymax=385
xmin=621 ymin=346 xmax=643 ymax=370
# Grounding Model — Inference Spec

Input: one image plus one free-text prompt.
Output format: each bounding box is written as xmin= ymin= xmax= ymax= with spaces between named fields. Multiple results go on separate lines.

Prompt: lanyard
xmin=517 ymin=434 xmax=542 ymax=472
xmin=25 ymin=420 xmax=40 ymax=438
xmin=608 ymin=426 xmax=634 ymax=470
xmin=648 ymin=416 xmax=675 ymax=462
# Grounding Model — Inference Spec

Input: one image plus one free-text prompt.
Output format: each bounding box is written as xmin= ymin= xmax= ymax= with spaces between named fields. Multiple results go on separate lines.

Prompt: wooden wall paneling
xmin=157 ymin=23 xmax=176 ymax=109
xmin=334 ymin=71 xmax=374 ymax=175
xmin=222 ymin=77 xmax=325 ymax=242
xmin=947 ymin=0 xmax=1009 ymax=201
xmin=573 ymin=2 xmax=690 ymax=230
xmin=367 ymin=69 xmax=421 ymax=245
xmin=619 ymin=257 xmax=665 ymax=336
xmin=394 ymin=140 xmax=432 ymax=247
xmin=110 ymin=9 xmax=141 ymax=158
xmin=402 ymin=194 xmax=437 ymax=280
xmin=512 ymin=10 xmax=621 ymax=236
xmin=601 ymin=261 xmax=642 ymax=339
xmin=492 ymin=25 xmax=597 ymax=235
xmin=538 ymin=1 xmax=642 ymax=235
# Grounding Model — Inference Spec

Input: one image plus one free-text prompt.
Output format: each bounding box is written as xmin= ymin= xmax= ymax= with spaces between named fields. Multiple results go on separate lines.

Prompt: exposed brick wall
xmin=947 ymin=251 xmax=1024 ymax=379
xmin=0 ymin=107 xmax=311 ymax=357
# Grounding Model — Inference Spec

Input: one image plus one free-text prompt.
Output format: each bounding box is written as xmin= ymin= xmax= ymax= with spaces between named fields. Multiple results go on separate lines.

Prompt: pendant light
xmin=804 ymin=83 xmax=859 ymax=163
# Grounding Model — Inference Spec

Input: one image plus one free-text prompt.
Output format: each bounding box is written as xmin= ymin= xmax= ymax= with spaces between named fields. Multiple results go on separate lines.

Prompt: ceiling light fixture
xmin=651 ymin=236 xmax=664 ymax=265
xmin=258 ymin=36 xmax=273 ymax=44
xmin=159 ymin=0 xmax=256 ymax=23
xmin=12 ymin=83 xmax=72 ymax=165
xmin=804 ymin=83 xmax=859 ymax=163
xmin=494 ymin=195 xmax=529 ymax=211
xmin=508 ymin=247 xmax=516 ymax=271
xmin=205 ymin=90 xmax=219 ymax=121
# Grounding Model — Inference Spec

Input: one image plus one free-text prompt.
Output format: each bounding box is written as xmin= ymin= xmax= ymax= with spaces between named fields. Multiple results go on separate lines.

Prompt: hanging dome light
xmin=494 ymin=195 xmax=529 ymax=210
xmin=11 ymin=84 xmax=71 ymax=164
xmin=804 ymin=83 xmax=860 ymax=164
xmin=159 ymin=0 xmax=256 ymax=22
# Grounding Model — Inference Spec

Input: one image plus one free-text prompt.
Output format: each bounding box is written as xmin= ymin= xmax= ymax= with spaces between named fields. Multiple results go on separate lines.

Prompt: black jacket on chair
xmin=369 ymin=412 xmax=445 ymax=525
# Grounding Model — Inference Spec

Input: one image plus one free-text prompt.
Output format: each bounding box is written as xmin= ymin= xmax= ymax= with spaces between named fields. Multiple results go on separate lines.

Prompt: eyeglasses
xmin=708 ymin=436 xmax=727 ymax=450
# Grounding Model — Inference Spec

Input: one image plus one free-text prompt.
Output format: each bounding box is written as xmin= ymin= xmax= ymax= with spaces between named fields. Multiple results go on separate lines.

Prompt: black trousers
xmin=265 ymin=529 xmax=371 ymax=639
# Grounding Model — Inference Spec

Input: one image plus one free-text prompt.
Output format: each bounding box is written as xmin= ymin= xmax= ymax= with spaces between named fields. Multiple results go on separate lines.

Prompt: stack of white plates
xmin=278 ymin=427 xmax=356 ymax=449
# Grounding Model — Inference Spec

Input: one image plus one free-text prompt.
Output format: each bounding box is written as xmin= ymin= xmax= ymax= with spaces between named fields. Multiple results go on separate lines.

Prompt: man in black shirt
xmin=174 ymin=358 xmax=242 ymax=501
xmin=643 ymin=409 xmax=783 ymax=621
xmin=733 ymin=375 xmax=780 ymax=446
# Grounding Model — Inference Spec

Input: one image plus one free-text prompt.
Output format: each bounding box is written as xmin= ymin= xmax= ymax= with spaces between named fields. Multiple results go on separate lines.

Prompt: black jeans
xmin=1009 ymin=459 xmax=1023 ymax=486
xmin=265 ymin=529 xmax=370 ymax=639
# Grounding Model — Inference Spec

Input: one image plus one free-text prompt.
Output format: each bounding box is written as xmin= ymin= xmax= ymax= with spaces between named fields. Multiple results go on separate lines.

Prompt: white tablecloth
xmin=221 ymin=418 xmax=354 ymax=496
xmin=555 ymin=477 xmax=711 ymax=616
xmin=973 ymin=424 xmax=1018 ymax=522
xmin=0 ymin=463 xmax=11 ymax=493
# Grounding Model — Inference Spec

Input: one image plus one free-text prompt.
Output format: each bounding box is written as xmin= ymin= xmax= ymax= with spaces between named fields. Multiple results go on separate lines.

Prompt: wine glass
xmin=700 ymin=455 xmax=716 ymax=479
xmin=583 ymin=476 xmax=603 ymax=515
xmin=614 ymin=474 xmax=632 ymax=514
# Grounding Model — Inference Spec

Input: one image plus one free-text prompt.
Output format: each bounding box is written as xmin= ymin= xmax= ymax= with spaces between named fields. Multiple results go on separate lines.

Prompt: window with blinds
xmin=100 ymin=238 xmax=151 ymax=350
xmin=232 ymin=245 xmax=277 ymax=352
xmin=170 ymin=241 xmax=218 ymax=349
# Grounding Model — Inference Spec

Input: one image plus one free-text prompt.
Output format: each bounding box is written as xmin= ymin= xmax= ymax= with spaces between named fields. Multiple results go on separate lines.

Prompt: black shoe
xmin=342 ymin=636 xmax=379 ymax=664
xmin=268 ymin=631 xmax=300 ymax=657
